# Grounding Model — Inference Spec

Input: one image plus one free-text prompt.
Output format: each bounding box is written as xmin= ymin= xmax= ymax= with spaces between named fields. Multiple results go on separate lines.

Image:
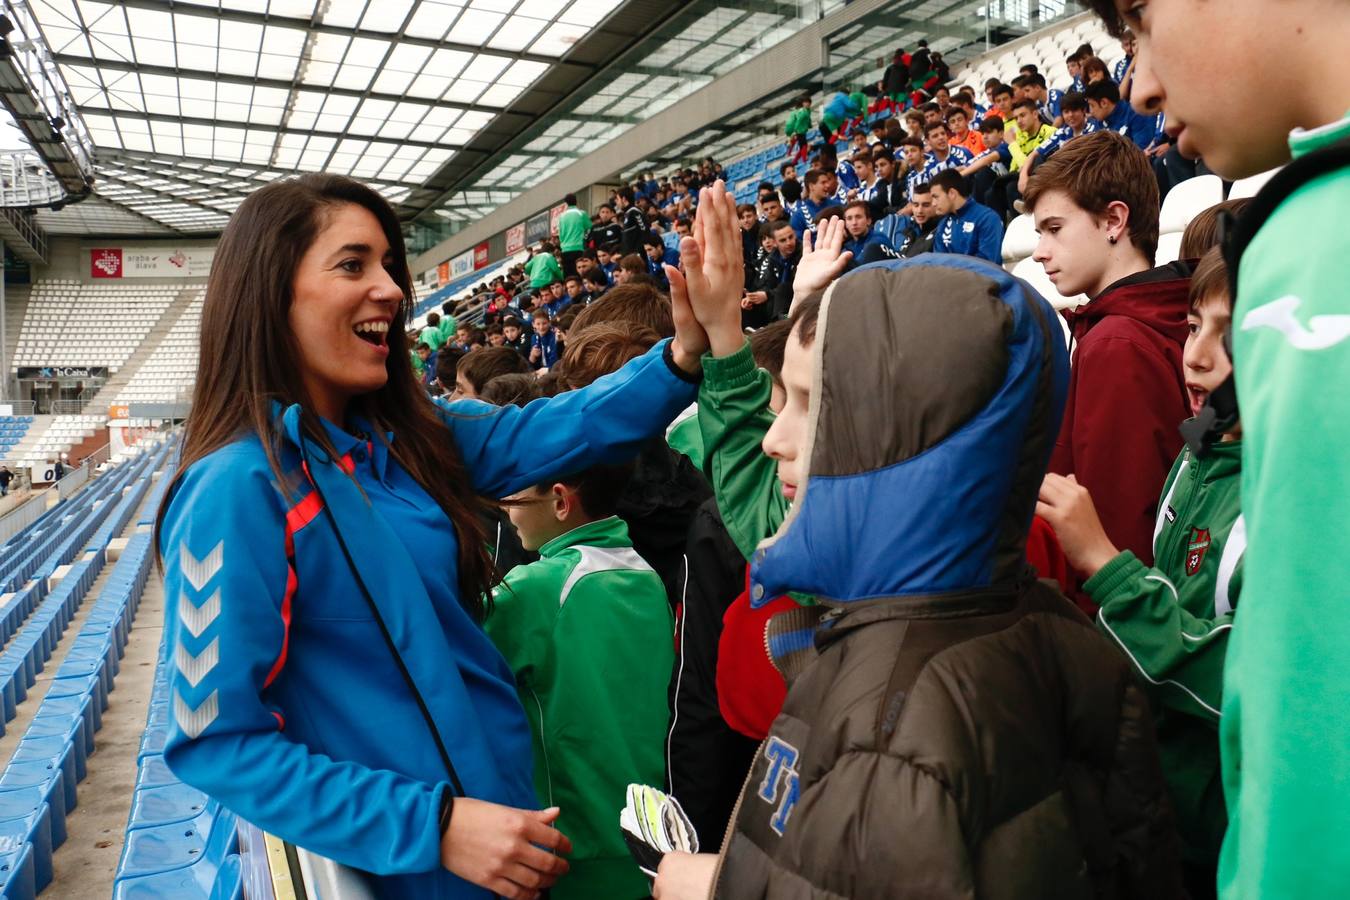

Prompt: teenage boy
xmin=642 ymin=235 xmax=675 ymax=289
xmin=897 ymin=136 xmax=930 ymax=205
xmin=1085 ymin=78 xmax=1156 ymax=149
xmin=788 ymin=170 xmax=834 ymax=237
xmin=1024 ymin=130 xmax=1191 ymax=576
xmin=486 ymin=464 xmax=671 ymax=900
xmin=528 ymin=309 xmax=560 ymax=370
xmin=615 ymin=187 xmax=647 ymax=254
xmin=1017 ymin=91 xmax=1102 ymax=193
xmin=557 ymin=193 xmax=592 ymax=276
xmin=419 ymin=311 xmax=446 ymax=352
xmin=438 ymin=300 xmax=458 ymax=346
xmin=896 ymin=183 xmax=939 ymax=257
xmin=929 ymin=169 xmax=1004 ymax=264
xmin=597 ymin=246 xmax=618 ymax=281
xmin=870 ymin=150 xmax=906 ymax=214
xmin=1009 ymin=98 xmax=1057 ymax=170
xmin=923 ymin=120 xmax=974 ymax=174
xmin=960 ymin=115 xmax=1013 ymax=206
xmin=502 ymin=315 xmax=530 ymax=357
xmin=1037 ymin=248 xmax=1240 ymax=898
xmin=839 ymin=200 xmax=893 ymax=265
xmin=1088 ymin=1 xmax=1350 ymax=896
xmin=526 ymin=243 xmax=564 ymax=289
xmin=945 ymin=106 xmax=985 ymax=157
xmin=654 ymin=195 xmax=1179 ymax=900
xmin=1064 ymin=49 xmax=1087 ymax=94
xmin=1024 ymin=72 xmax=1064 ymax=125
xmin=588 ymin=204 xmax=622 ymax=252
xmin=849 ymin=150 xmax=878 ymax=205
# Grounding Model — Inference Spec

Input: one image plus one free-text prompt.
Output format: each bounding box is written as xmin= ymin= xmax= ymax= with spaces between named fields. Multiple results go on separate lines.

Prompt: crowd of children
xmin=161 ymin=3 xmax=1349 ymax=898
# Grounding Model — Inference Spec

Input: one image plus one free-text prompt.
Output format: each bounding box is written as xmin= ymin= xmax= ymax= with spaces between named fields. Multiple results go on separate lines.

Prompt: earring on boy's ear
xmin=1108 ymin=234 xmax=1118 ymax=244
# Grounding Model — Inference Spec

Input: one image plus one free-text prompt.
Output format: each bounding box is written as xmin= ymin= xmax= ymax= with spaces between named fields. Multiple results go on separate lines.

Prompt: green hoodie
xmin=697 ymin=342 xmax=789 ymax=561
xmin=484 ymin=516 xmax=671 ymax=900
xmin=1087 ymin=439 xmax=1241 ymax=865
xmin=1220 ymin=111 xmax=1350 ymax=898
xmin=784 ymin=107 xmax=811 ymax=139
xmin=438 ymin=312 xmax=458 ymax=346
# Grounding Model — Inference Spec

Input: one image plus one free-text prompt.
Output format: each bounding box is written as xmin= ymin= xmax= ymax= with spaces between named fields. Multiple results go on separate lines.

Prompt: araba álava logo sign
xmin=92 ymin=248 xmax=122 ymax=278
xmin=170 ymin=250 xmax=188 ymax=269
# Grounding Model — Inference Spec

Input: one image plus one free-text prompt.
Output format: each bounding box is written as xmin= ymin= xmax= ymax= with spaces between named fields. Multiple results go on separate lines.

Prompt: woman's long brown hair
xmin=156 ymin=174 xmax=495 ymax=619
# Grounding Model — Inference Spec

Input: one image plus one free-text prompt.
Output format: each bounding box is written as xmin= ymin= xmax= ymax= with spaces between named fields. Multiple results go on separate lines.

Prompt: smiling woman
xmin=150 ymin=173 xmax=718 ymax=899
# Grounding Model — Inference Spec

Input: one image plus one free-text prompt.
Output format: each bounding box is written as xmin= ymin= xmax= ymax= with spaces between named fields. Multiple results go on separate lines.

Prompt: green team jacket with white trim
xmin=484 ymin=515 xmax=672 ymax=900
xmin=1085 ymin=438 xmax=1241 ymax=866
xmin=1221 ymin=112 xmax=1350 ymax=900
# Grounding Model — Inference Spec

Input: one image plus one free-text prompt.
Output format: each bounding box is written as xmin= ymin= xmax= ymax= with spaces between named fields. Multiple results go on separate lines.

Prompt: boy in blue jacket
xmin=929 ymin=168 xmax=1005 ymax=264
xmin=528 ymin=309 xmax=560 ymax=370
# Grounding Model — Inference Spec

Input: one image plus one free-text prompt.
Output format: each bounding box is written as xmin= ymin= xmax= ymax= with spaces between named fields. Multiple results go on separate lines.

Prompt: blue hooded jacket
xmin=159 ymin=341 xmax=696 ymax=899
xmin=750 ymin=255 xmax=1069 ymax=605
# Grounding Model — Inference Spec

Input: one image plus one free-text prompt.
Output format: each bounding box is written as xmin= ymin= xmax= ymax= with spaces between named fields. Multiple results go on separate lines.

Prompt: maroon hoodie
xmin=1051 ymin=262 xmax=1192 ymax=577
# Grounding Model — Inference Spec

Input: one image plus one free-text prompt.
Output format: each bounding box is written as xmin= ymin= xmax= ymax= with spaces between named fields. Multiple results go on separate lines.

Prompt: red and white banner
xmin=89 ymin=245 xmax=213 ymax=279
xmin=505 ymin=223 xmax=525 ymax=254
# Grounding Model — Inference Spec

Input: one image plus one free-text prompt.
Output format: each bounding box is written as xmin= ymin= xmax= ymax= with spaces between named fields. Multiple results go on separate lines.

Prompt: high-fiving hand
xmin=667 ymin=180 xmax=746 ymax=360
xmin=791 ymin=217 xmax=853 ymax=313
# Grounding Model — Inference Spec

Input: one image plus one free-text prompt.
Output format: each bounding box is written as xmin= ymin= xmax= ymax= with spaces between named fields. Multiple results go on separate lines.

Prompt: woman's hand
xmin=652 ymin=851 xmax=719 ymax=900
xmin=1036 ymin=473 xmax=1120 ymax=579
xmin=668 ymin=179 xmax=745 ymax=359
xmin=440 ymin=798 xmax=572 ymax=900
xmin=791 ymin=218 xmax=853 ymax=312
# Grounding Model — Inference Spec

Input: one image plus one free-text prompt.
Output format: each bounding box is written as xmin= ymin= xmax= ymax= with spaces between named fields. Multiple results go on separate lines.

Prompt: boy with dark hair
xmin=597 ymin=245 xmax=618 ymax=281
xmin=1017 ymin=91 xmax=1103 ymax=193
xmin=453 ymin=345 xmax=532 ymax=400
xmin=1084 ymin=78 xmax=1156 ymax=149
xmin=501 ymin=315 xmax=530 ymax=357
xmin=1038 ymin=248 xmax=1240 ymax=897
xmin=839 ymin=199 xmax=894 ymax=265
xmin=928 ymin=168 xmax=1004 ymax=263
xmin=580 ymin=270 xmax=608 ymax=302
xmin=1085 ymin=1 xmax=1350 ymax=895
xmin=923 ymin=120 xmax=974 ymax=173
xmin=1024 ymin=130 xmax=1191 ymax=578
xmin=485 ymin=323 xmax=506 ymax=348
xmin=1024 ymin=72 xmax=1064 ymax=125
xmin=486 ymin=460 xmax=670 ymax=900
xmin=960 ymin=115 xmax=1013 ymax=206
xmin=788 ymin=170 xmax=834 ymax=237
xmin=558 ymin=192 xmax=591 ymax=277
xmin=615 ymin=186 xmax=647 ymax=254
xmin=528 ymin=309 xmax=561 ymax=370
xmin=944 ymin=106 xmax=985 ymax=157
xmin=587 ymin=203 xmax=622 ymax=251
xmin=1065 ymin=49 xmax=1087 ymax=94
xmin=655 ymin=189 xmax=1179 ymax=900
xmin=897 ymin=136 xmax=930 ymax=204
xmin=438 ymin=300 xmax=458 ymax=345
xmin=1009 ymin=97 xmax=1057 ymax=166
xmin=642 ymin=234 xmax=675 ymax=289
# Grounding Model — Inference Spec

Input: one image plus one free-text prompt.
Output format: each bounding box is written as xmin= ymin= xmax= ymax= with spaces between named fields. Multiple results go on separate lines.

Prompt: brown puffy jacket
xmin=712 ymin=258 xmax=1181 ymax=898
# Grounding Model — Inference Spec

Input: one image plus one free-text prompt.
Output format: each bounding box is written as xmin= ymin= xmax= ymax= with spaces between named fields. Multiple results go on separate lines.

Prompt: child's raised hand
xmin=791 ymin=217 xmax=853 ymax=313
xmin=674 ymin=180 xmax=746 ymax=357
xmin=1036 ymin=473 xmax=1120 ymax=579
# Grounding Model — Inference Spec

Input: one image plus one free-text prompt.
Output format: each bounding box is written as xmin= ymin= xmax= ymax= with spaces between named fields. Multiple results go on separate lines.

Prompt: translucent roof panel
xmin=27 ymin=0 xmax=625 ymax=233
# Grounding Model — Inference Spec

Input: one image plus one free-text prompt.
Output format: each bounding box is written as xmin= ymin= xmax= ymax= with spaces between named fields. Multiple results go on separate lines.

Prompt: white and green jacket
xmin=484 ymin=516 xmax=673 ymax=900
xmin=1086 ymin=438 xmax=1241 ymax=864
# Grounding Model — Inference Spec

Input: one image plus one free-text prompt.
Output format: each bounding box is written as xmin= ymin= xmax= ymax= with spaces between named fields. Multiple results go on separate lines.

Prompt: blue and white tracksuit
xmin=159 ymin=343 xmax=697 ymax=900
xmin=934 ymin=198 xmax=1005 ymax=264
xmin=1036 ymin=118 xmax=1103 ymax=161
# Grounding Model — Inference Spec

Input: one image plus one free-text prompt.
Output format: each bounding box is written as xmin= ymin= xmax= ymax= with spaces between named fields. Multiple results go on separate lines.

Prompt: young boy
xmin=655 ymin=196 xmax=1178 ymax=898
xmin=783 ymin=95 xmax=812 ymax=164
xmin=1038 ymin=247 xmax=1240 ymax=897
xmin=486 ymin=464 xmax=672 ymax=900
xmin=1024 ymin=130 xmax=1191 ymax=576
xmin=502 ymin=315 xmax=530 ymax=357
xmin=1087 ymin=1 xmax=1350 ymax=895
xmin=944 ymin=106 xmax=985 ymax=157
xmin=961 ymin=115 xmax=1013 ymax=207
xmin=928 ymin=168 xmax=1004 ymax=264
xmin=528 ymin=309 xmax=560 ymax=370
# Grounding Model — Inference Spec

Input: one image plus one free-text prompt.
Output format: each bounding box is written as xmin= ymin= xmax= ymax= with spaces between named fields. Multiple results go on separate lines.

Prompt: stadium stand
xmin=11 ymin=284 xmax=177 ymax=372
xmin=113 ymin=292 xmax=205 ymax=406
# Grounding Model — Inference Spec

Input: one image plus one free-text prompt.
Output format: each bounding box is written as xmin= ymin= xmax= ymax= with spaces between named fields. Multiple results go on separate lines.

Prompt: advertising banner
xmin=505 ymin=223 xmax=525 ymax=254
xmin=451 ymin=250 xmax=474 ymax=279
xmin=473 ymin=242 xmax=489 ymax=269
xmin=549 ymin=203 xmax=567 ymax=237
xmin=90 ymin=245 xmax=213 ymax=279
xmin=437 ymin=261 xmax=450 ymax=286
xmin=524 ymin=211 xmax=550 ymax=244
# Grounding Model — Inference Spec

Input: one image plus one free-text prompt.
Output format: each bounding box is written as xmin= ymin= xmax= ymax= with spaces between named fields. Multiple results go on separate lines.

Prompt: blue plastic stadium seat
xmin=0 ymin=842 xmax=36 ymax=900
xmin=0 ymin=791 xmax=54 ymax=892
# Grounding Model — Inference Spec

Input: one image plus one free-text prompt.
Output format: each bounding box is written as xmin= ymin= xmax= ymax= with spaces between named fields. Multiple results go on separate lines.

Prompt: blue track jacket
xmin=934 ymin=197 xmax=1005 ymax=264
xmin=159 ymin=342 xmax=697 ymax=900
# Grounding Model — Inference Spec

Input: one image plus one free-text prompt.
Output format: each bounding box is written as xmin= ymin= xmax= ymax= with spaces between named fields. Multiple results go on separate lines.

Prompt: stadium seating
xmin=11 ymin=283 xmax=177 ymax=373
xmin=1159 ymin=174 xmax=1224 ymax=236
xmin=114 ymin=292 xmax=203 ymax=406
xmin=0 ymin=437 xmax=174 ymax=898
xmin=0 ymin=417 xmax=33 ymax=463
xmin=13 ymin=416 xmax=106 ymax=468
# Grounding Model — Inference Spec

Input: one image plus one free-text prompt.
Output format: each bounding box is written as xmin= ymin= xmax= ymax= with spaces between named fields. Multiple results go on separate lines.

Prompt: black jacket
xmin=619 ymin=206 xmax=647 ymax=255
xmin=666 ymin=498 xmax=761 ymax=845
xmin=587 ymin=220 xmax=622 ymax=251
xmin=618 ymin=439 xmax=713 ymax=613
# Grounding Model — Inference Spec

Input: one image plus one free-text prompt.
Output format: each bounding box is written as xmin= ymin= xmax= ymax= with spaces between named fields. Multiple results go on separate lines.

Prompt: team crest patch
xmin=1186 ymin=528 xmax=1211 ymax=576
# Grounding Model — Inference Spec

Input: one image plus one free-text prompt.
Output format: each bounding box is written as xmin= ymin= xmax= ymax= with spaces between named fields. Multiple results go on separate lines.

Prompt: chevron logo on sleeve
xmin=174 ymin=689 xmax=219 ymax=740
xmin=181 ymin=541 xmax=224 ymax=591
xmin=179 ymin=589 xmax=220 ymax=638
xmin=176 ymin=638 xmax=219 ymax=688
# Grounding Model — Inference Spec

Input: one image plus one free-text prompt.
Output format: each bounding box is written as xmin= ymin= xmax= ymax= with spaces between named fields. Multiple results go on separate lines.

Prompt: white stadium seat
xmin=1156 ymin=231 xmax=1185 ymax=266
xmin=1228 ymin=166 xmax=1281 ymax=199
xmin=1002 ymin=213 xmax=1039 ymax=265
xmin=1159 ymin=174 xmax=1224 ymax=235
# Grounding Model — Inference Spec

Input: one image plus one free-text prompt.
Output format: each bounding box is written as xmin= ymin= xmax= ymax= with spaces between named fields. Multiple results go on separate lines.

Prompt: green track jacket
xmin=1087 ymin=439 xmax=1242 ymax=864
xmin=696 ymin=342 xmax=790 ymax=561
xmin=484 ymin=516 xmax=673 ymax=900
xmin=1220 ymin=111 xmax=1350 ymax=899
xmin=784 ymin=107 xmax=811 ymax=139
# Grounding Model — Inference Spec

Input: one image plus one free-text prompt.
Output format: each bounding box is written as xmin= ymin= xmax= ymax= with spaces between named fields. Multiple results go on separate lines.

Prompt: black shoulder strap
xmin=1223 ymin=136 xmax=1350 ymax=298
xmin=1184 ymin=135 xmax=1350 ymax=458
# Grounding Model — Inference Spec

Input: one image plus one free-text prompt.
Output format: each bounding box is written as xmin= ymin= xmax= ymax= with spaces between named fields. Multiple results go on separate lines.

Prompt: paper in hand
xmin=618 ymin=784 xmax=699 ymax=877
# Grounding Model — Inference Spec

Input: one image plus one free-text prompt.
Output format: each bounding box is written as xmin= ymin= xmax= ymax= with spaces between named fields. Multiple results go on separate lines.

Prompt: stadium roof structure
xmin=15 ymin=0 xmax=692 ymax=237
